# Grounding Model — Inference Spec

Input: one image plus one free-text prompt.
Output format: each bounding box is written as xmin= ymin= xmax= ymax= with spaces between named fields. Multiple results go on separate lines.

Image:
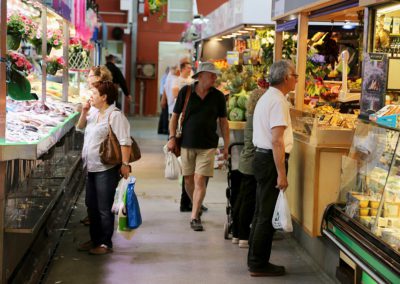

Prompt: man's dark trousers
xmin=247 ymin=151 xmax=288 ymax=271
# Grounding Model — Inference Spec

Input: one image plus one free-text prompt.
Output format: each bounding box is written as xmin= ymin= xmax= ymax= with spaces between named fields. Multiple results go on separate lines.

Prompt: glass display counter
xmin=287 ymin=109 xmax=355 ymax=237
xmin=322 ymin=119 xmax=400 ymax=283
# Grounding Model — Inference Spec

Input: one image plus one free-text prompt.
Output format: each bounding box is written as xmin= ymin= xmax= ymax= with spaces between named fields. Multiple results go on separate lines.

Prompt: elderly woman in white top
xmin=76 ymin=80 xmax=131 ymax=255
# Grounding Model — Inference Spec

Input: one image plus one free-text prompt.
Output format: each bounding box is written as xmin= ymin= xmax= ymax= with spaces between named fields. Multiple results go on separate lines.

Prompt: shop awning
xmin=276 ymin=19 xmax=298 ymax=32
xmin=309 ymin=0 xmax=359 ymax=19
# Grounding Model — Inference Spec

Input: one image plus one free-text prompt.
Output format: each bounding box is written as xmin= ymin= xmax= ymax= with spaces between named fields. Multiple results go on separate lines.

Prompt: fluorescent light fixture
xmin=251 ymin=25 xmax=265 ymax=28
xmin=343 ymin=21 xmax=355 ymax=30
xmin=222 ymin=35 xmax=231 ymax=39
xmin=378 ymin=4 xmax=400 ymax=14
xmin=245 ymin=28 xmax=256 ymax=31
xmin=238 ymin=30 xmax=249 ymax=34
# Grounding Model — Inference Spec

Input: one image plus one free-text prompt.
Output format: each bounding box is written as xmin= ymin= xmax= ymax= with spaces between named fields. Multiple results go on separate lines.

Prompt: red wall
xmin=98 ymin=0 xmax=228 ymax=116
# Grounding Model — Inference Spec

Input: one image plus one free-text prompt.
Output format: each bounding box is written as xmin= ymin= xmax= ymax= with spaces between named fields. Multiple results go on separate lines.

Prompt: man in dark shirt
xmin=167 ymin=62 xmax=229 ymax=231
xmin=105 ymin=54 xmax=131 ymax=108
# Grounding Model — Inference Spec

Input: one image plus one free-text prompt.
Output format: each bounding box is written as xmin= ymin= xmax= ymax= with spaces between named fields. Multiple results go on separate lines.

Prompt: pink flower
xmin=15 ymin=60 xmax=24 ymax=68
xmin=53 ymin=40 xmax=59 ymax=46
xmin=57 ymin=57 xmax=65 ymax=65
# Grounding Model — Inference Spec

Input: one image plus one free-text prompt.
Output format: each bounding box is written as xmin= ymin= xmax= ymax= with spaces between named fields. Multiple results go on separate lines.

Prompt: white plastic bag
xmin=272 ymin=191 xmax=293 ymax=232
xmin=163 ymin=145 xmax=181 ymax=180
xmin=117 ymin=205 xmax=136 ymax=240
xmin=111 ymin=178 xmax=129 ymax=214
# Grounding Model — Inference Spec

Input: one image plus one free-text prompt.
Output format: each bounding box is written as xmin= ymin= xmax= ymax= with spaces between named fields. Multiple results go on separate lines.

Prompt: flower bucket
xmin=46 ymin=63 xmax=58 ymax=75
xmin=36 ymin=43 xmax=52 ymax=55
xmin=7 ymin=33 xmax=22 ymax=50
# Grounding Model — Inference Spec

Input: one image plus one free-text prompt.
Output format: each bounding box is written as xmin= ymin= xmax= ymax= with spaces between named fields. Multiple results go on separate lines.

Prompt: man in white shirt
xmin=177 ymin=62 xmax=194 ymax=89
xmin=164 ymin=65 xmax=180 ymax=116
xmin=248 ymin=60 xmax=297 ymax=277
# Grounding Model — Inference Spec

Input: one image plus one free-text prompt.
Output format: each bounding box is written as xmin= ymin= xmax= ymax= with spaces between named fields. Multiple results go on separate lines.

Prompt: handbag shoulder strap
xmin=107 ymin=109 xmax=121 ymax=132
xmin=180 ymin=84 xmax=192 ymax=123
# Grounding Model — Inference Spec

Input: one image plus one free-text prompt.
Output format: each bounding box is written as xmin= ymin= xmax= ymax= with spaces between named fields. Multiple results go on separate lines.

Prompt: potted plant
xmin=6 ymin=51 xmax=34 ymax=100
xmin=7 ymin=13 xmax=36 ymax=50
xmin=68 ymin=37 xmax=93 ymax=70
xmin=45 ymin=55 xmax=65 ymax=75
xmin=31 ymin=28 xmax=62 ymax=55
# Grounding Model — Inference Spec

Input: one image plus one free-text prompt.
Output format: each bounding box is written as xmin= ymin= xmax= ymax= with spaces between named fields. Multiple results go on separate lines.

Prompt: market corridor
xmin=44 ymin=117 xmax=333 ymax=284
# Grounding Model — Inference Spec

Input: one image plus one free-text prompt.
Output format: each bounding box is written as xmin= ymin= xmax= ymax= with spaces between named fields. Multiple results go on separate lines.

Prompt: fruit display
xmin=348 ymin=78 xmax=362 ymax=91
xmin=213 ymin=59 xmax=228 ymax=70
xmin=217 ymin=65 xmax=267 ymax=122
xmin=228 ymin=89 xmax=250 ymax=121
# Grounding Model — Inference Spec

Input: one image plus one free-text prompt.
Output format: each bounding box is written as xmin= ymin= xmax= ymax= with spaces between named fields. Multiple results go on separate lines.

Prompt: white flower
xmin=261 ymin=38 xmax=267 ymax=45
xmin=268 ymin=37 xmax=274 ymax=44
xmin=292 ymin=35 xmax=298 ymax=41
xmin=283 ymin=34 xmax=289 ymax=40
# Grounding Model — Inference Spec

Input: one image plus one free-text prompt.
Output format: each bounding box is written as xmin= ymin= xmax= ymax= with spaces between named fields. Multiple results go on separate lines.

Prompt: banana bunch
xmin=348 ymin=78 xmax=362 ymax=90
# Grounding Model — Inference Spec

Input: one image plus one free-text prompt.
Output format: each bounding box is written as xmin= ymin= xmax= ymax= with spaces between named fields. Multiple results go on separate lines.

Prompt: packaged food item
xmin=370 ymin=200 xmax=380 ymax=209
xmin=360 ymin=208 xmax=370 ymax=216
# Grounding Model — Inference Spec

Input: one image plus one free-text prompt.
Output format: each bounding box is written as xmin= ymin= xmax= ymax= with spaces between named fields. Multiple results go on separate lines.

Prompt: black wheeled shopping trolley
xmin=224 ymin=142 xmax=244 ymax=239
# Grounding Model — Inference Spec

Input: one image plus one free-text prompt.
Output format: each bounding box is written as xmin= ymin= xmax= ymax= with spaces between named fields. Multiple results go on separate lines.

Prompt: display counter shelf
xmin=0 ymin=112 xmax=79 ymax=161
xmin=4 ymin=153 xmax=81 ymax=234
xmin=288 ymin=109 xmax=355 ymax=236
xmin=228 ymin=120 xmax=246 ymax=130
xmin=321 ymin=118 xmax=400 ymax=282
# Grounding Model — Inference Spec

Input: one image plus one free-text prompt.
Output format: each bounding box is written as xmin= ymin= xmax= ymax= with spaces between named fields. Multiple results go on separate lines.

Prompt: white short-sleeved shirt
xmin=165 ymin=74 xmax=180 ymax=114
xmin=177 ymin=76 xmax=193 ymax=90
xmin=78 ymin=105 xmax=131 ymax=172
xmin=252 ymin=87 xmax=293 ymax=153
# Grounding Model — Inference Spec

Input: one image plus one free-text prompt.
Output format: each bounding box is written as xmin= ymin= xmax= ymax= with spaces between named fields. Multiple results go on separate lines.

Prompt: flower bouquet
xmin=68 ymin=37 xmax=93 ymax=70
xmin=306 ymin=48 xmax=329 ymax=80
xmin=7 ymin=12 xmax=37 ymax=50
xmin=7 ymin=51 xmax=33 ymax=74
xmin=45 ymin=55 xmax=65 ymax=75
xmin=6 ymin=51 xmax=33 ymax=100
xmin=30 ymin=28 xmax=62 ymax=55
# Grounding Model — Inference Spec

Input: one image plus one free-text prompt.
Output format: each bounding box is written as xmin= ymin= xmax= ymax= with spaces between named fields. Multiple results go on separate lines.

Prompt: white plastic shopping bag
xmin=272 ymin=191 xmax=293 ymax=232
xmin=117 ymin=205 xmax=136 ymax=240
xmin=111 ymin=178 xmax=130 ymax=214
xmin=163 ymin=145 xmax=181 ymax=180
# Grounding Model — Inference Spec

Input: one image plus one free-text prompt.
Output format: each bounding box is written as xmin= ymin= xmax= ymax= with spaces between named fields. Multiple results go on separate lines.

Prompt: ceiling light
xmin=251 ymin=25 xmax=265 ymax=28
xmin=245 ymin=28 xmax=256 ymax=31
xmin=343 ymin=21 xmax=355 ymax=30
xmin=238 ymin=30 xmax=249 ymax=33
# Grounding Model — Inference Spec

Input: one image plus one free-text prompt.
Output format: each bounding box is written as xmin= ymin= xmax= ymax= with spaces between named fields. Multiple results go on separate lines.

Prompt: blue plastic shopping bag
xmin=126 ymin=176 xmax=142 ymax=229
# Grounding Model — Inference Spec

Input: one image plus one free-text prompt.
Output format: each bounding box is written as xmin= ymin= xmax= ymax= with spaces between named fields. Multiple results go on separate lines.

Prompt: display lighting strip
xmin=377 ymin=4 xmax=400 ymax=14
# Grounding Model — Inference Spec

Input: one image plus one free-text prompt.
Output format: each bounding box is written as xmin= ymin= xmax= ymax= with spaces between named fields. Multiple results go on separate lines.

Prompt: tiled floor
xmin=44 ymin=117 xmax=334 ymax=284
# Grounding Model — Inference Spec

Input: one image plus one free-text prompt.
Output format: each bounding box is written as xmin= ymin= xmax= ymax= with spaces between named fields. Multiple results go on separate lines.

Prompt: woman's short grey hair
xmin=268 ymin=60 xmax=295 ymax=86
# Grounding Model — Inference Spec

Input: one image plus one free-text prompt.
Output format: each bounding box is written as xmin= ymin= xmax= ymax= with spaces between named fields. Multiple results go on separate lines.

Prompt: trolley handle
xmin=228 ymin=142 xmax=244 ymax=155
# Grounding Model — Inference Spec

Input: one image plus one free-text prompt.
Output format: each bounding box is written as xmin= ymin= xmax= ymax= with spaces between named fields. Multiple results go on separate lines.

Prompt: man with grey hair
xmin=247 ymin=60 xmax=297 ymax=277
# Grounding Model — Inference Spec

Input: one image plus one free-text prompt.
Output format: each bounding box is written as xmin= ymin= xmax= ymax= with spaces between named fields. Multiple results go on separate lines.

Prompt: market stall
xmin=322 ymin=1 xmax=400 ymax=283
xmin=0 ymin=0 xmax=96 ymax=282
xmin=272 ymin=0 xmax=365 ymax=239
xmin=269 ymin=0 xmax=369 ymax=280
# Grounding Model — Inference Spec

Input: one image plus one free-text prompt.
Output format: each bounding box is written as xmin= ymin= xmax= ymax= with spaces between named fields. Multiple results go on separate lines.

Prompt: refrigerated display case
xmin=322 ymin=119 xmax=400 ymax=283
